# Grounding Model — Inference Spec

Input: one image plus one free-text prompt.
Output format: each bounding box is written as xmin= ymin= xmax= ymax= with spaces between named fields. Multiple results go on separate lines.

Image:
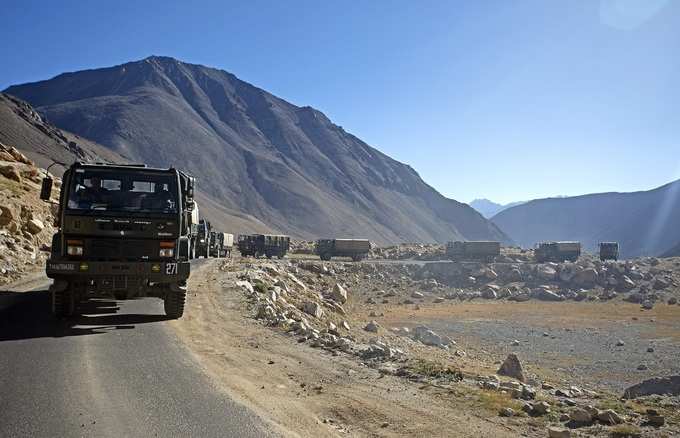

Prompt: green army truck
xmin=237 ymin=234 xmax=290 ymax=259
xmin=446 ymin=241 xmax=500 ymax=262
xmin=209 ymin=232 xmax=234 ymax=258
xmin=599 ymin=242 xmax=619 ymax=261
xmin=195 ymin=219 xmax=211 ymax=258
xmin=40 ymin=162 xmax=195 ymax=318
xmin=534 ymin=241 xmax=581 ymax=263
xmin=316 ymin=238 xmax=371 ymax=261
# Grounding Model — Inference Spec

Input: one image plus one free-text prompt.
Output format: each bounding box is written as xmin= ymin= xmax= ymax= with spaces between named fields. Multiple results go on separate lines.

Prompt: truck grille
xmin=86 ymin=239 xmax=157 ymax=261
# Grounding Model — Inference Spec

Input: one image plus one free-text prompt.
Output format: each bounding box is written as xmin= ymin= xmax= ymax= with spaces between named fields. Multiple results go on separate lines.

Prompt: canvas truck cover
xmin=556 ymin=242 xmax=581 ymax=252
xmin=334 ymin=239 xmax=371 ymax=252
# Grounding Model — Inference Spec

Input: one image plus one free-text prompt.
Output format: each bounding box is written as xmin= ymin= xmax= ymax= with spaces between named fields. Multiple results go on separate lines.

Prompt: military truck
xmin=195 ymin=219 xmax=211 ymax=258
xmin=446 ymin=241 xmax=500 ymax=262
xmin=237 ymin=234 xmax=290 ymax=259
xmin=209 ymin=232 xmax=234 ymax=257
xmin=40 ymin=162 xmax=194 ymax=318
xmin=316 ymin=238 xmax=370 ymax=261
xmin=534 ymin=241 xmax=581 ymax=263
xmin=599 ymin=242 xmax=619 ymax=261
xmin=187 ymin=203 xmax=200 ymax=259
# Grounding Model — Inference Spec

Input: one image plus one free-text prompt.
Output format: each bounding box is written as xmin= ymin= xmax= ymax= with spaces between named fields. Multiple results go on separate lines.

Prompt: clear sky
xmin=2 ymin=0 xmax=679 ymax=204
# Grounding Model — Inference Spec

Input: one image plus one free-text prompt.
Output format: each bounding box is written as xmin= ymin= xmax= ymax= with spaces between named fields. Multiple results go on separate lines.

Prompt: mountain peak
xmin=5 ymin=58 xmax=510 ymax=244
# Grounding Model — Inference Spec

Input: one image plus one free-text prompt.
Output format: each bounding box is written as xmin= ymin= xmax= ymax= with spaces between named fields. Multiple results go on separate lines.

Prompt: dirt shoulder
xmin=171 ymin=259 xmax=525 ymax=437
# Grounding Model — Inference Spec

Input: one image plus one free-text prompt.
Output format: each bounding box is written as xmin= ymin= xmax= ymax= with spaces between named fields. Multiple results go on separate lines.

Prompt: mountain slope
xmin=5 ymin=56 xmax=508 ymax=244
xmin=469 ymin=199 xmax=524 ymax=218
xmin=491 ymin=181 xmax=680 ymax=258
xmin=662 ymin=241 xmax=680 ymax=258
xmin=0 ymin=92 xmax=272 ymax=234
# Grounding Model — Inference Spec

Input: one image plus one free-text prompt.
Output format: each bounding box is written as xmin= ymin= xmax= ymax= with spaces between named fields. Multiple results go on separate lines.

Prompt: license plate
xmin=165 ymin=263 xmax=177 ymax=275
xmin=49 ymin=263 xmax=76 ymax=271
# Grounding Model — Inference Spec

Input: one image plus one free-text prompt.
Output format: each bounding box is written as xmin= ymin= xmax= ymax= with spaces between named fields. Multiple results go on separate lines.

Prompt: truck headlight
xmin=66 ymin=240 xmax=83 ymax=256
xmin=159 ymin=248 xmax=175 ymax=257
xmin=160 ymin=241 xmax=175 ymax=257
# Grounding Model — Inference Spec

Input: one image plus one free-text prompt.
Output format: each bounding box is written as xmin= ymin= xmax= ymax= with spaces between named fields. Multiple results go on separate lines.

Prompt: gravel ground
xmin=402 ymin=303 xmax=680 ymax=394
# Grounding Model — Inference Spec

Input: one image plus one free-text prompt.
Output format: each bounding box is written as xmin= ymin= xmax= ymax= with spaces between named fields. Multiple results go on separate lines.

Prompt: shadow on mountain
xmin=0 ymin=290 xmax=169 ymax=342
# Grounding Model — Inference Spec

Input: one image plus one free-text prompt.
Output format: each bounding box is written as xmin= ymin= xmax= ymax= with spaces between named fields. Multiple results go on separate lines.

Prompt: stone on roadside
xmin=548 ymin=427 xmax=571 ymax=438
xmin=597 ymin=409 xmax=623 ymax=425
xmin=569 ymin=408 xmax=592 ymax=423
xmin=329 ymin=283 xmax=348 ymax=303
xmin=499 ymin=407 xmax=514 ymax=417
xmin=364 ymin=320 xmax=380 ymax=333
xmin=411 ymin=291 xmax=424 ymax=299
xmin=302 ymin=301 xmax=324 ymax=319
xmin=236 ymin=280 xmax=254 ymax=294
xmin=412 ymin=325 xmax=453 ymax=349
xmin=497 ymin=353 xmax=524 ymax=381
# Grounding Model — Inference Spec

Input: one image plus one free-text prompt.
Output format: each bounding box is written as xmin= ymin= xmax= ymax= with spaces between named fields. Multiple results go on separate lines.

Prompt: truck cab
xmin=41 ymin=162 xmax=194 ymax=318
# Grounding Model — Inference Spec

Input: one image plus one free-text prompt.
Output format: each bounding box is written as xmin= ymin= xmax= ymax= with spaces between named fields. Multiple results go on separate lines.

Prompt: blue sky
xmin=2 ymin=0 xmax=679 ymax=204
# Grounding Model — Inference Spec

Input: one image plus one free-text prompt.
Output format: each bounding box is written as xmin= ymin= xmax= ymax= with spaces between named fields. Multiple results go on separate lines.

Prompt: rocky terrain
xmin=0 ymin=142 xmax=56 ymax=286
xmin=189 ymin=252 xmax=680 ymax=437
xmin=4 ymin=56 xmax=509 ymax=244
xmin=492 ymin=182 xmax=680 ymax=258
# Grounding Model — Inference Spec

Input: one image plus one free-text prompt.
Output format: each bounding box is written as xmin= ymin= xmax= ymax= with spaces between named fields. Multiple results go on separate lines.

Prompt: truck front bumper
xmin=46 ymin=260 xmax=190 ymax=282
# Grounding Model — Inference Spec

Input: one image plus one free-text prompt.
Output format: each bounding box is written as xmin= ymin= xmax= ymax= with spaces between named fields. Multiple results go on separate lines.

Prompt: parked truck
xmin=446 ymin=241 xmax=500 ymax=262
xmin=210 ymin=232 xmax=234 ymax=257
xmin=316 ymin=238 xmax=371 ymax=261
xmin=237 ymin=234 xmax=290 ymax=259
xmin=599 ymin=242 xmax=619 ymax=261
xmin=40 ymin=162 xmax=194 ymax=318
xmin=195 ymin=219 xmax=211 ymax=258
xmin=534 ymin=241 xmax=581 ymax=263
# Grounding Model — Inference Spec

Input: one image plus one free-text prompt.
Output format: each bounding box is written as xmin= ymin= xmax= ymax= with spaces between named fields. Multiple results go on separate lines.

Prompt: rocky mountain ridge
xmin=5 ymin=56 xmax=509 ymax=244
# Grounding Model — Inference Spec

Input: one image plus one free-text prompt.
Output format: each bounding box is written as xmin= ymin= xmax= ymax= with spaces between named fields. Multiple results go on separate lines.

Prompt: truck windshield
xmin=66 ymin=168 xmax=179 ymax=214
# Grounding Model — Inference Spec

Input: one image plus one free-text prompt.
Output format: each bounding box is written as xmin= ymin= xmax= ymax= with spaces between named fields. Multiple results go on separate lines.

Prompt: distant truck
xmin=446 ymin=241 xmax=500 ymax=262
xmin=316 ymin=238 xmax=371 ymax=261
xmin=534 ymin=241 xmax=581 ymax=263
xmin=209 ymin=232 xmax=234 ymax=258
xmin=237 ymin=234 xmax=290 ymax=259
xmin=195 ymin=219 xmax=211 ymax=258
xmin=40 ymin=162 xmax=194 ymax=318
xmin=599 ymin=242 xmax=619 ymax=261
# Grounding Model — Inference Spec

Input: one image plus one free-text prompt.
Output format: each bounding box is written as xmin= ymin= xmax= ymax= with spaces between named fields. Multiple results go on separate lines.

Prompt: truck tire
xmin=53 ymin=283 xmax=76 ymax=318
xmin=164 ymin=284 xmax=186 ymax=319
xmin=351 ymin=255 xmax=362 ymax=262
xmin=190 ymin=243 xmax=196 ymax=260
xmin=320 ymin=253 xmax=332 ymax=261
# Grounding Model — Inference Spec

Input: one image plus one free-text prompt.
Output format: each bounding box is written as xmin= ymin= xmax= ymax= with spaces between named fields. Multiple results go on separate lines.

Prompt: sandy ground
xmin=171 ymin=259 xmax=532 ymax=438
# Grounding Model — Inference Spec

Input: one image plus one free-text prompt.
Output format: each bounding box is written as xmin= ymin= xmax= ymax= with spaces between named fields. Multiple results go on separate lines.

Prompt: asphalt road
xmin=0 ymin=266 xmax=276 ymax=438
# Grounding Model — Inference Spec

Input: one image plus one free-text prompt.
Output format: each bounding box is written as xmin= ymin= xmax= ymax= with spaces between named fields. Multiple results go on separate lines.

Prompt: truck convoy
xmin=316 ymin=238 xmax=371 ymax=261
xmin=40 ymin=162 xmax=194 ymax=318
xmin=446 ymin=241 xmax=500 ymax=262
xmin=209 ymin=232 xmax=234 ymax=258
xmin=237 ymin=234 xmax=290 ymax=258
xmin=534 ymin=241 xmax=581 ymax=262
xmin=599 ymin=242 xmax=619 ymax=261
xmin=195 ymin=219 xmax=211 ymax=258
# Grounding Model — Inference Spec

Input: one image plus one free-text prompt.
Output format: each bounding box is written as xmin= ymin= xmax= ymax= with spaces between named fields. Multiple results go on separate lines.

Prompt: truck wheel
xmin=164 ymin=284 xmax=186 ymax=319
xmin=190 ymin=243 xmax=196 ymax=260
xmin=53 ymin=284 xmax=76 ymax=318
xmin=320 ymin=253 xmax=331 ymax=261
xmin=352 ymin=255 xmax=362 ymax=262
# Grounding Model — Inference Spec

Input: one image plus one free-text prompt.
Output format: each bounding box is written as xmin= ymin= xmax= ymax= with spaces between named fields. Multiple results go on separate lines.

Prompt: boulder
xmin=411 ymin=291 xmax=424 ymax=299
xmin=497 ymin=353 xmax=524 ymax=381
xmin=0 ymin=205 xmax=14 ymax=227
xmin=536 ymin=265 xmax=557 ymax=281
xmin=597 ymin=409 xmax=623 ymax=425
xmin=617 ymin=275 xmax=636 ymax=291
xmin=572 ymin=268 xmax=599 ymax=287
xmin=364 ymin=320 xmax=380 ymax=333
xmin=558 ymin=264 xmax=580 ymax=282
xmin=302 ymin=301 xmax=324 ymax=319
xmin=236 ymin=280 xmax=254 ymax=294
xmin=329 ymin=283 xmax=348 ymax=304
xmin=26 ymin=218 xmax=44 ymax=235
xmin=569 ymin=408 xmax=593 ymax=423
xmin=0 ymin=165 xmax=21 ymax=182
xmin=623 ymin=375 xmax=680 ymax=399
xmin=412 ymin=325 xmax=453 ymax=348
xmin=653 ymin=277 xmax=670 ymax=290
xmin=548 ymin=427 xmax=571 ymax=438
xmin=481 ymin=287 xmax=497 ymax=299
xmin=533 ymin=288 xmax=564 ymax=302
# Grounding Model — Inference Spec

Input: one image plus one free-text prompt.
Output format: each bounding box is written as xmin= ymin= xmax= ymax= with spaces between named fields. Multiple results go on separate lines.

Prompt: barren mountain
xmin=5 ymin=56 xmax=508 ymax=244
xmin=492 ymin=180 xmax=680 ymax=258
xmin=469 ymin=198 xmax=524 ymax=219
xmin=0 ymin=92 xmax=272 ymax=234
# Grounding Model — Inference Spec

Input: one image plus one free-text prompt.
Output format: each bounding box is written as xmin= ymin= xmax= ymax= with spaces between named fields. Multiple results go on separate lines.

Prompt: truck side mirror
xmin=40 ymin=177 xmax=53 ymax=201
